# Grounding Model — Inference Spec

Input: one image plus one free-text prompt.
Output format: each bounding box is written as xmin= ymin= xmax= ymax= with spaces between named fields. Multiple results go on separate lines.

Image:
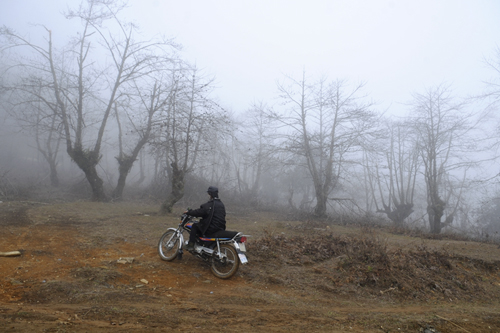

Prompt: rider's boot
xmin=186 ymin=241 xmax=195 ymax=252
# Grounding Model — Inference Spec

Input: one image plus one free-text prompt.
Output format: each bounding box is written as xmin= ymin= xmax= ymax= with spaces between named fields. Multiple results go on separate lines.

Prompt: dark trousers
xmin=189 ymin=222 xmax=203 ymax=244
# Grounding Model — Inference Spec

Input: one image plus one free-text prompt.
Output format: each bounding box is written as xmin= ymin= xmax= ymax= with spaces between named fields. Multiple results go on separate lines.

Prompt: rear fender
xmin=212 ymin=239 xmax=249 ymax=265
xmin=233 ymin=241 xmax=244 ymax=252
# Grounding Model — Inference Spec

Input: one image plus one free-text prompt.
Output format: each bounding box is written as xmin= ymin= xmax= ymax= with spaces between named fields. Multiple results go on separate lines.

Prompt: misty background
xmin=1 ymin=0 xmax=500 ymax=237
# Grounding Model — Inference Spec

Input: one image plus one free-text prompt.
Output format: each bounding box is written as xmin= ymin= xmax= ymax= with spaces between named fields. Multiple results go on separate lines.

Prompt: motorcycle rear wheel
xmin=210 ymin=244 xmax=240 ymax=279
xmin=158 ymin=230 xmax=181 ymax=261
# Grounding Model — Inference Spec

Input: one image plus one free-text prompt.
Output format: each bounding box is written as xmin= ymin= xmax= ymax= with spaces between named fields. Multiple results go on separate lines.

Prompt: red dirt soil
xmin=0 ymin=201 xmax=499 ymax=332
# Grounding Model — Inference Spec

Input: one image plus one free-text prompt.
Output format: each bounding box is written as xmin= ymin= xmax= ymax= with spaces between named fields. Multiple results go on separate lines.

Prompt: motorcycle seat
xmin=202 ymin=230 xmax=238 ymax=240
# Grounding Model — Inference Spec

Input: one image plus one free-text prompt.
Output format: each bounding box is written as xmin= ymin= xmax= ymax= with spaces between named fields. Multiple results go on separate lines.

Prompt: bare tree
xmin=482 ymin=46 xmax=500 ymax=107
xmin=4 ymin=80 xmax=63 ymax=187
xmin=409 ymin=84 xmax=479 ymax=234
xmin=364 ymin=120 xmax=419 ymax=227
xmin=274 ymin=72 xmax=377 ymax=217
xmin=152 ymin=66 xmax=225 ymax=214
xmin=481 ymin=46 xmax=500 ymax=169
xmin=1 ymin=0 xmax=177 ymax=201
xmin=232 ymin=101 xmax=279 ymax=203
xmin=112 ymin=66 xmax=177 ymax=200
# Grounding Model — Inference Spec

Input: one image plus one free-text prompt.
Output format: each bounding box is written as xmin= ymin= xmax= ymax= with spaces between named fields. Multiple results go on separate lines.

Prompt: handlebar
xmin=180 ymin=212 xmax=193 ymax=227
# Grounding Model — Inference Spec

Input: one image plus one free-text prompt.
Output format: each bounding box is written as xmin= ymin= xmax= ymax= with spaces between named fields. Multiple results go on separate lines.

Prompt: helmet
xmin=207 ymin=186 xmax=219 ymax=198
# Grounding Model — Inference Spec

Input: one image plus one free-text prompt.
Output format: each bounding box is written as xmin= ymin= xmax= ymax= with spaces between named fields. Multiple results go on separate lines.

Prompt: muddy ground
xmin=0 ymin=200 xmax=499 ymax=332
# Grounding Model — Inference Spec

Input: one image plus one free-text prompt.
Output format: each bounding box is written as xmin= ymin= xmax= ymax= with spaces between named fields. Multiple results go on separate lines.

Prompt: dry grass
xmin=247 ymin=230 xmax=500 ymax=302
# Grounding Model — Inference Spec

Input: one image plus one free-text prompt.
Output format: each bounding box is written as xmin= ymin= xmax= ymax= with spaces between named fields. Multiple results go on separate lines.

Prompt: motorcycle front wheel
xmin=158 ymin=230 xmax=181 ymax=261
xmin=210 ymin=244 xmax=240 ymax=279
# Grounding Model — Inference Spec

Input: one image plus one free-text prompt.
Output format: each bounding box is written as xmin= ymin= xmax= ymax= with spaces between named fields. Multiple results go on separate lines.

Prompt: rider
xmin=185 ymin=186 xmax=226 ymax=251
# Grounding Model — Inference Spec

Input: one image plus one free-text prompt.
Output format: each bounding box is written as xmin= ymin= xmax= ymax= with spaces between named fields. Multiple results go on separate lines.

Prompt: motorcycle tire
xmin=158 ymin=230 xmax=181 ymax=261
xmin=210 ymin=244 xmax=240 ymax=279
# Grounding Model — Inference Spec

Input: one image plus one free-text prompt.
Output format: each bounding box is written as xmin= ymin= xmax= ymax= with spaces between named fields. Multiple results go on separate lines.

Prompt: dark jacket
xmin=187 ymin=198 xmax=226 ymax=235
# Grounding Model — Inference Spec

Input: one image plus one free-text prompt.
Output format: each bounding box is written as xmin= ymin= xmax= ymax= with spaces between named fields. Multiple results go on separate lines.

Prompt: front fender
xmin=167 ymin=227 xmax=185 ymax=249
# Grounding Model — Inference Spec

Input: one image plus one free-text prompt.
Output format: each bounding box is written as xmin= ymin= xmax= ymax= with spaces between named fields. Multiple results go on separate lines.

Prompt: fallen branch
xmin=435 ymin=314 xmax=471 ymax=333
xmin=0 ymin=251 xmax=22 ymax=257
xmin=380 ymin=287 xmax=397 ymax=294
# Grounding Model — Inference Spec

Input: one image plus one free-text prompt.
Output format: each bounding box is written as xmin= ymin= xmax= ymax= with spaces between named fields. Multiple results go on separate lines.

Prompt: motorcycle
xmin=158 ymin=212 xmax=249 ymax=279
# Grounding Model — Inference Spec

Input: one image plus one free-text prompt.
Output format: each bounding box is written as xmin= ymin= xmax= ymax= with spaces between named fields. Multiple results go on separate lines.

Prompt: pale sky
xmin=2 ymin=0 xmax=500 ymax=115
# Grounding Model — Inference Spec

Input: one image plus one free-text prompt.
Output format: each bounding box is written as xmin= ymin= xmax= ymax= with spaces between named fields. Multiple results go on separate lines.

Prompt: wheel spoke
xmin=158 ymin=230 xmax=180 ymax=261
xmin=210 ymin=244 xmax=240 ymax=279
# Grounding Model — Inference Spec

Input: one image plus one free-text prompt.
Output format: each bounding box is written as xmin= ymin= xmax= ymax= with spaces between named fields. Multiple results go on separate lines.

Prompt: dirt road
xmin=1 ymin=201 xmax=499 ymax=332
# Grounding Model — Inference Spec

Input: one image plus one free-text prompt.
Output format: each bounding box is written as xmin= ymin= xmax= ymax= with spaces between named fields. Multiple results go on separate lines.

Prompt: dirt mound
xmin=250 ymin=232 xmax=500 ymax=302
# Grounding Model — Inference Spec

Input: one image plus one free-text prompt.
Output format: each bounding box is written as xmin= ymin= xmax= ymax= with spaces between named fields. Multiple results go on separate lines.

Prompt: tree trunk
xmin=86 ymin=169 xmax=107 ymax=202
xmin=427 ymin=196 xmax=445 ymax=234
xmin=287 ymin=186 xmax=297 ymax=211
xmin=314 ymin=188 xmax=327 ymax=218
xmin=379 ymin=203 xmax=414 ymax=228
xmin=133 ymin=152 xmax=146 ymax=187
xmin=70 ymin=146 xmax=107 ymax=202
xmin=48 ymin=159 xmax=59 ymax=187
xmin=111 ymin=155 xmax=136 ymax=201
xmin=160 ymin=163 xmax=185 ymax=215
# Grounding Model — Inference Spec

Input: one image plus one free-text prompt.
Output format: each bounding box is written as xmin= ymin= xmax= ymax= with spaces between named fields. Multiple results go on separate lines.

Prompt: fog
xmin=3 ymin=1 xmax=499 ymax=112
xmin=1 ymin=0 xmax=500 ymax=237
